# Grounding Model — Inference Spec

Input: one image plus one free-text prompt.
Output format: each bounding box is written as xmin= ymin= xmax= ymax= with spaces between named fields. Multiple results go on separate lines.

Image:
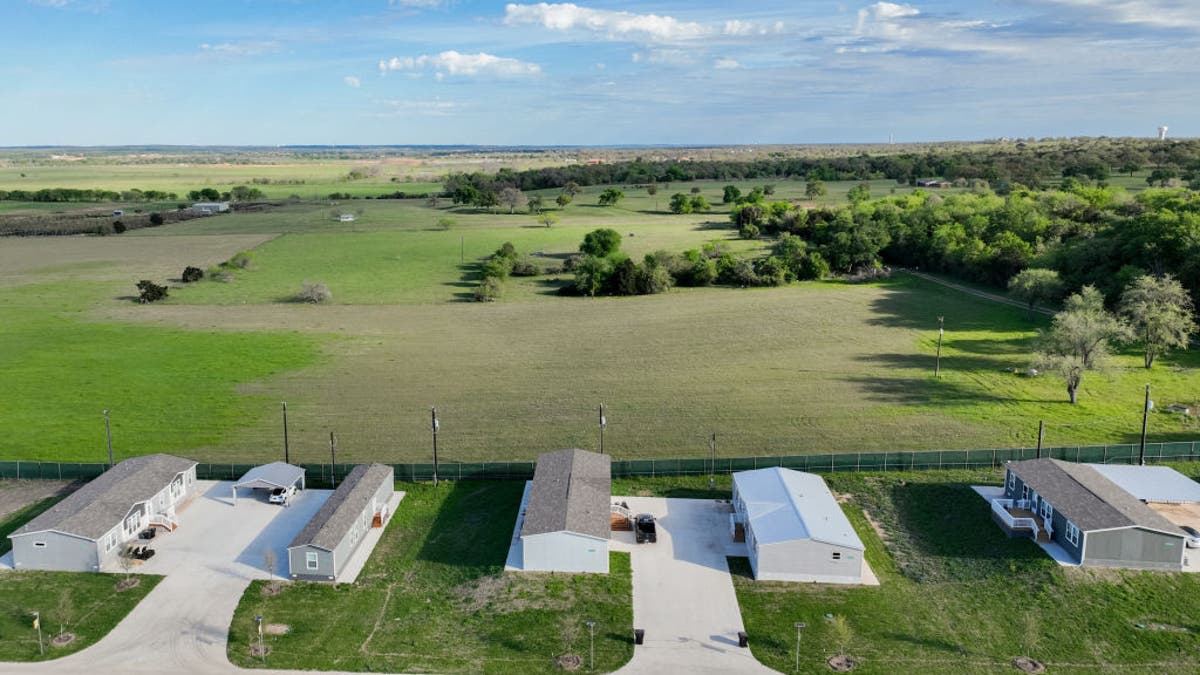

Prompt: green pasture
xmin=733 ymin=468 xmax=1200 ymax=674
xmin=0 ymin=494 xmax=161 ymax=661
xmin=228 ymin=481 xmax=633 ymax=674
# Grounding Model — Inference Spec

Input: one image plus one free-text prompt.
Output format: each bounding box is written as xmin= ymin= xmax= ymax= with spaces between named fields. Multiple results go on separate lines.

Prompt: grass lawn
xmin=228 ymin=481 xmax=633 ymax=674
xmin=0 ymin=282 xmax=321 ymax=461
xmin=0 ymin=493 xmax=161 ymax=661
xmin=731 ymin=468 xmax=1200 ymax=674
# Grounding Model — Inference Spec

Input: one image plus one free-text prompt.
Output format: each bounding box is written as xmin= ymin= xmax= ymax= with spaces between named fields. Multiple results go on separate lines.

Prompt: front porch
xmin=972 ymin=485 xmax=1078 ymax=567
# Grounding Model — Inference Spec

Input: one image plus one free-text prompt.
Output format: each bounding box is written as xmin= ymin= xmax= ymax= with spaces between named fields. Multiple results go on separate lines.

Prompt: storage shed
xmin=231 ymin=462 xmax=305 ymax=503
xmin=287 ymin=463 xmax=393 ymax=581
xmin=519 ymin=449 xmax=611 ymax=574
xmin=8 ymin=454 xmax=198 ymax=572
xmin=998 ymin=459 xmax=1186 ymax=570
xmin=732 ymin=467 xmax=866 ymax=584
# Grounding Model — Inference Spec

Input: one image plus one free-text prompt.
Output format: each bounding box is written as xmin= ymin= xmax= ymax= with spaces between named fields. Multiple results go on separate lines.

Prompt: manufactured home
xmin=731 ymin=467 xmax=866 ymax=584
xmin=518 ymin=449 xmax=611 ymax=574
xmin=8 ymin=454 xmax=198 ymax=572
xmin=287 ymin=463 xmax=393 ymax=581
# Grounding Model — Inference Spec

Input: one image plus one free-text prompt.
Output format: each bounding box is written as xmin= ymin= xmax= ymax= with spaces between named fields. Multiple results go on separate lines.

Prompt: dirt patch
xmin=114 ymin=577 xmax=141 ymax=591
xmin=0 ymin=480 xmax=77 ymax=521
xmin=1137 ymin=621 xmax=1190 ymax=633
xmin=1148 ymin=501 xmax=1200 ymax=528
xmin=264 ymin=623 xmax=290 ymax=635
xmin=827 ymin=654 xmax=858 ymax=671
xmin=861 ymin=509 xmax=890 ymax=542
xmin=261 ymin=581 xmax=284 ymax=597
xmin=455 ymin=573 xmax=575 ymax=614
xmin=249 ymin=643 xmax=271 ymax=658
xmin=50 ymin=632 xmax=76 ymax=647
xmin=555 ymin=653 xmax=582 ymax=670
xmin=833 ymin=491 xmax=853 ymax=504
xmin=1012 ymin=656 xmax=1046 ymax=673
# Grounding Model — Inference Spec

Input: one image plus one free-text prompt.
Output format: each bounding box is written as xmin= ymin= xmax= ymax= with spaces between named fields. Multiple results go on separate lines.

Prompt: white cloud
xmin=379 ymin=51 xmax=541 ymax=78
xmin=1043 ymin=1 xmax=1200 ymax=30
xmin=723 ymin=20 xmax=784 ymax=36
xmin=846 ymin=2 xmax=1016 ymax=54
xmin=504 ymin=3 xmax=781 ymax=43
xmin=375 ymin=99 xmax=459 ymax=117
xmin=344 ymin=75 xmax=361 ymax=88
xmin=29 ymin=0 xmax=73 ymax=6
xmin=714 ymin=58 xmax=741 ymax=70
xmin=198 ymin=41 xmax=280 ymax=57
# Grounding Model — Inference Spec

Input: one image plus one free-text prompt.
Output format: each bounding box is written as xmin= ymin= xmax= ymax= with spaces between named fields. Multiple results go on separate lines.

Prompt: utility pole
xmin=1036 ymin=420 xmax=1045 ymax=459
xmin=461 ymin=236 xmax=465 ymax=265
xmin=255 ymin=615 xmax=265 ymax=664
xmin=599 ymin=404 xmax=606 ymax=455
xmin=1139 ymin=384 xmax=1152 ymax=466
xmin=329 ymin=432 xmax=337 ymax=486
xmin=934 ymin=316 xmax=945 ymax=377
xmin=102 ymin=409 xmax=114 ymax=468
xmin=281 ymin=402 xmax=290 ymax=464
xmin=709 ymin=433 xmax=717 ymax=491
xmin=431 ymin=407 xmax=440 ymax=486
xmin=793 ymin=622 xmax=806 ymax=673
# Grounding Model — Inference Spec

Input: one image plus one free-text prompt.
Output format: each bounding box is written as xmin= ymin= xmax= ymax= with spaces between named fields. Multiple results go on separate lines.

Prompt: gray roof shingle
xmin=520 ymin=449 xmax=611 ymax=540
xmin=1008 ymin=458 xmax=1183 ymax=534
xmin=10 ymin=454 xmax=197 ymax=541
xmin=288 ymin=464 xmax=393 ymax=551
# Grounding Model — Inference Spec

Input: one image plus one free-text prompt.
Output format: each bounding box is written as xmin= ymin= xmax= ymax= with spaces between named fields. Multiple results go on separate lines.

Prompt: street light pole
xmin=793 ymin=622 xmax=807 ymax=673
xmin=935 ymin=316 xmax=945 ymax=377
xmin=329 ymin=432 xmax=337 ymax=486
xmin=281 ymin=402 xmax=290 ymax=464
xmin=586 ymin=620 xmax=596 ymax=670
xmin=431 ymin=407 xmax=440 ymax=486
xmin=599 ymin=404 xmax=606 ymax=455
xmin=103 ymin=409 xmax=114 ymax=468
xmin=33 ymin=611 xmax=43 ymax=656
xmin=255 ymin=615 xmax=265 ymax=663
xmin=1139 ymin=384 xmax=1152 ymax=466
xmin=709 ymin=433 xmax=717 ymax=491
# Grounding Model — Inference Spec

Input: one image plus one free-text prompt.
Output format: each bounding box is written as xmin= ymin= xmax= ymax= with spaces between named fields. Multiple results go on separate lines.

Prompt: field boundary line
xmin=903 ymin=270 xmax=1054 ymax=316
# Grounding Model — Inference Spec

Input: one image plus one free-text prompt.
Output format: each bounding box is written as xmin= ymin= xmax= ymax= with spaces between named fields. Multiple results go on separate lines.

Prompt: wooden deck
xmin=1007 ymin=507 xmax=1051 ymax=542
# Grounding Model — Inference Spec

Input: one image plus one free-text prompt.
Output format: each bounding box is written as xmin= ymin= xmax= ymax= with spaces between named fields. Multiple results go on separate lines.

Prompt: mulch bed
xmin=556 ymin=653 xmax=582 ymax=670
xmin=261 ymin=582 xmax=283 ymax=597
xmin=249 ymin=644 xmax=271 ymax=658
xmin=828 ymin=654 xmax=858 ymax=671
xmin=114 ymin=577 xmax=141 ymax=591
xmin=50 ymin=633 xmax=76 ymax=647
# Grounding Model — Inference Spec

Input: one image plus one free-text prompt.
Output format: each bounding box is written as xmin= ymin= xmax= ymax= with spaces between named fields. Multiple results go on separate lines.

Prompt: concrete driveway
xmin=611 ymin=497 xmax=780 ymax=675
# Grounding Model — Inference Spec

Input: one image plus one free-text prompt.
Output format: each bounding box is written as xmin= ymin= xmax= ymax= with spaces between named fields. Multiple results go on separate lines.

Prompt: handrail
xmin=991 ymin=499 xmax=1040 ymax=538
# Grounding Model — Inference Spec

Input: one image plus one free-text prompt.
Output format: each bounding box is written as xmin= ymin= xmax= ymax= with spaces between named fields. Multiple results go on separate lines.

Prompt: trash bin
xmin=737 ymin=631 xmax=749 ymax=648
xmin=634 ymin=629 xmax=645 ymax=645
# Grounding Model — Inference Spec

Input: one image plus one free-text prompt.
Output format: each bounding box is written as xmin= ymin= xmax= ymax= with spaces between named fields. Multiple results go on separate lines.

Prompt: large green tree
xmin=1119 ymin=273 xmax=1197 ymax=369
xmin=580 ymin=228 xmax=622 ymax=257
xmin=1008 ymin=268 xmax=1064 ymax=315
xmin=1036 ymin=285 xmax=1130 ymax=403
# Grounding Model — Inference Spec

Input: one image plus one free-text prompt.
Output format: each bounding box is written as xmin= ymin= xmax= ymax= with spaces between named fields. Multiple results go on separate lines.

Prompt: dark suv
xmin=634 ymin=514 xmax=657 ymax=543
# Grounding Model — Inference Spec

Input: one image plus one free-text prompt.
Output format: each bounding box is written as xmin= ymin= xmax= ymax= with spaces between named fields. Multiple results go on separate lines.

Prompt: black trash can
xmin=737 ymin=631 xmax=749 ymax=648
xmin=634 ymin=629 xmax=645 ymax=645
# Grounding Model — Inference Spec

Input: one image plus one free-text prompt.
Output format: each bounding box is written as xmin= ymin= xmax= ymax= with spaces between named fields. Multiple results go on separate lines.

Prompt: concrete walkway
xmin=611 ymin=497 xmax=780 ymax=675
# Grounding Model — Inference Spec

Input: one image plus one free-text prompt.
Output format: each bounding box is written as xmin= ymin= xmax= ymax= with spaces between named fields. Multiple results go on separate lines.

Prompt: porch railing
xmin=991 ymin=498 xmax=1040 ymax=539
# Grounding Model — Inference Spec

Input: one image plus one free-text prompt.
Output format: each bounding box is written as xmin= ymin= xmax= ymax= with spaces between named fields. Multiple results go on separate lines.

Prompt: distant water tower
xmin=1158 ymin=126 xmax=1169 ymax=141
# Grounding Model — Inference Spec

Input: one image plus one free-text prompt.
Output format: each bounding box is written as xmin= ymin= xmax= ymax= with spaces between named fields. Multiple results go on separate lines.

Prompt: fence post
xmin=15 ymin=461 xmax=19 ymax=480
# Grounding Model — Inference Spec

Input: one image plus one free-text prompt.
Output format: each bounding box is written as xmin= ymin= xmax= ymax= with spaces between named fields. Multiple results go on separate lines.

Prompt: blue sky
xmin=4 ymin=0 xmax=1197 ymax=145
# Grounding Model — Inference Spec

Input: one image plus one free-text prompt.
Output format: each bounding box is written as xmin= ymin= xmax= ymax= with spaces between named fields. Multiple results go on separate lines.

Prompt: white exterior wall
xmin=521 ymin=531 xmax=608 ymax=573
xmin=752 ymin=538 xmax=864 ymax=584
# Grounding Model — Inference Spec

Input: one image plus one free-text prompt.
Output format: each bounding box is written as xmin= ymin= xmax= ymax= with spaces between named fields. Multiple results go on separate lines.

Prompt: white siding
xmin=521 ymin=532 xmax=609 ymax=573
xmin=752 ymin=537 xmax=864 ymax=584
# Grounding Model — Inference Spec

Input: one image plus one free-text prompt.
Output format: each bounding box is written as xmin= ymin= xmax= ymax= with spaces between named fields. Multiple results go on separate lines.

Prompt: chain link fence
xmin=3 ymin=440 xmax=1199 ymax=486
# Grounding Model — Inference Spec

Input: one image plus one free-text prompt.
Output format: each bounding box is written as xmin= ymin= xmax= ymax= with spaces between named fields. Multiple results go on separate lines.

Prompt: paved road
xmin=612 ymin=497 xmax=780 ymax=675
xmin=906 ymin=270 xmax=1054 ymax=316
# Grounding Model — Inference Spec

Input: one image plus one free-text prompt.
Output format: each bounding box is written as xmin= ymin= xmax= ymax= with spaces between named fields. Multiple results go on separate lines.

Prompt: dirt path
xmin=904 ymin=270 xmax=1054 ymax=316
xmin=0 ymin=480 xmax=76 ymax=521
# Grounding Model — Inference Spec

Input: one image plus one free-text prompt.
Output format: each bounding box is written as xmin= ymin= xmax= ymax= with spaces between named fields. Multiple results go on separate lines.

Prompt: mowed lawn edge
xmin=227 ymin=481 xmax=634 ymax=674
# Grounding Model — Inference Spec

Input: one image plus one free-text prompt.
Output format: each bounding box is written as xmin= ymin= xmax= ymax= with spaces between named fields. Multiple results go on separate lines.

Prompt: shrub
xmin=148 ymin=212 xmax=164 ymax=226
xmin=112 ymin=220 xmax=126 ymax=234
xmin=609 ymin=257 xmax=639 ymax=296
xmin=795 ymin=251 xmax=830 ymax=281
xmin=717 ymin=255 xmax=758 ymax=286
xmin=510 ymin=255 xmax=539 ymax=277
xmin=135 ymin=280 xmax=168 ymax=303
xmin=481 ymin=256 xmax=513 ymax=280
xmin=580 ymin=228 xmax=622 ymax=257
xmin=473 ymin=276 xmax=502 ymax=302
xmin=637 ymin=261 xmax=673 ymax=294
xmin=494 ymin=241 xmax=518 ymax=261
xmin=181 ymin=266 xmax=204 ymax=283
xmin=737 ymin=223 xmax=760 ymax=239
xmin=205 ymin=266 xmax=234 ymax=282
xmin=753 ymin=256 xmax=788 ymax=286
xmin=846 ymin=265 xmax=892 ymax=283
xmin=228 ymin=250 xmax=254 ymax=269
xmin=296 ymin=281 xmax=332 ymax=303
xmin=562 ymin=254 xmax=584 ymax=271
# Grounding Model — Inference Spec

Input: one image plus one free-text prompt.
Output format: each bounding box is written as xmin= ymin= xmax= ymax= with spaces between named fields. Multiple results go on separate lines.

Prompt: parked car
xmin=269 ymin=485 xmax=295 ymax=505
xmin=1182 ymin=525 xmax=1200 ymax=548
xmin=634 ymin=514 xmax=657 ymax=543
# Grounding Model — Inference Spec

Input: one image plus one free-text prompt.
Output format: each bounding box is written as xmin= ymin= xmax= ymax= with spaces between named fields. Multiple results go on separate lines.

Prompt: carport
xmin=231 ymin=462 xmax=305 ymax=503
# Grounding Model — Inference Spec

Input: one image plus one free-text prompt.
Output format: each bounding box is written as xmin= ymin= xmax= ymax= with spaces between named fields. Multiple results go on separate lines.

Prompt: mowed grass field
xmin=4 ymin=191 xmax=1200 ymax=464
xmin=228 ymin=481 xmax=633 ymax=674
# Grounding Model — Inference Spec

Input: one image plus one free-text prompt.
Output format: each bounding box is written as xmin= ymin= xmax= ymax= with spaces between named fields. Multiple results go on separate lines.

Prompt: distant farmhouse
xmin=288 ymin=463 xmax=394 ymax=581
xmin=517 ymin=449 xmax=612 ymax=573
xmin=731 ymin=467 xmax=867 ymax=584
xmin=8 ymin=454 xmax=198 ymax=572
xmin=191 ymin=202 xmax=230 ymax=215
xmin=992 ymin=459 xmax=1194 ymax=570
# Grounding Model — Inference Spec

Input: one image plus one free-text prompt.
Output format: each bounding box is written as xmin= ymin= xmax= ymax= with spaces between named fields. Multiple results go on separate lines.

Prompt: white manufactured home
xmin=8 ymin=454 xmax=198 ymax=572
xmin=732 ymin=467 xmax=866 ymax=584
xmin=518 ymin=449 xmax=611 ymax=574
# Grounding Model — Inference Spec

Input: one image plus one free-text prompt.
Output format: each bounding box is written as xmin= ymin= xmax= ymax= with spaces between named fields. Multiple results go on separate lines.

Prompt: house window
xmin=832 ymin=552 xmax=842 ymax=560
xmin=306 ymin=552 xmax=319 ymax=570
xmin=1006 ymin=470 xmax=1015 ymax=492
xmin=105 ymin=533 xmax=118 ymax=552
xmin=33 ymin=541 xmax=46 ymax=548
xmin=1021 ymin=485 xmax=1030 ymax=501
xmin=1065 ymin=521 xmax=1080 ymax=547
xmin=1040 ymin=499 xmax=1053 ymax=520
